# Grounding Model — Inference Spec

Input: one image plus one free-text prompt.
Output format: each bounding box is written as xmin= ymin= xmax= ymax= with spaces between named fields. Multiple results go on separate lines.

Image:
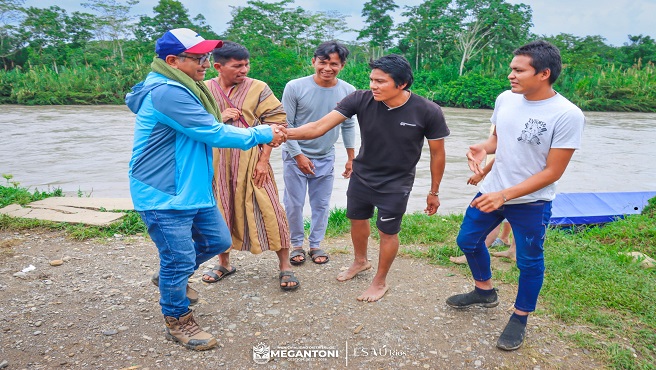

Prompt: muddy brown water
xmin=2 ymin=105 xmax=655 ymax=215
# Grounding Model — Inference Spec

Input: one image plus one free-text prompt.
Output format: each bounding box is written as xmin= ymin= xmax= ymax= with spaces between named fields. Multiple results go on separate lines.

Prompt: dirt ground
xmin=0 ymin=229 xmax=602 ymax=369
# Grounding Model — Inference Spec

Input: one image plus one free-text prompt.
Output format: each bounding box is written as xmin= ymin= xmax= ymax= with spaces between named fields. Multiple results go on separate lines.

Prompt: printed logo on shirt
xmin=517 ymin=118 xmax=547 ymax=145
xmin=399 ymin=122 xmax=417 ymax=127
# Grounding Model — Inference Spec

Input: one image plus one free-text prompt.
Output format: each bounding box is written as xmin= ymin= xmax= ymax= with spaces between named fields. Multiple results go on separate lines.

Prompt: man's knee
xmin=456 ymin=230 xmax=477 ymax=253
xmin=210 ymin=233 xmax=232 ymax=255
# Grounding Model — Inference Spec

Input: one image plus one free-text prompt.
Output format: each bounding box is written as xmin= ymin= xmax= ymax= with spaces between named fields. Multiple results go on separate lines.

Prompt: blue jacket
xmin=126 ymin=72 xmax=273 ymax=211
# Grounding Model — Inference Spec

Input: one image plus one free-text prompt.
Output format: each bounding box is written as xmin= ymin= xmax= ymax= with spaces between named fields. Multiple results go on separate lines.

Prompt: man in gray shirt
xmin=282 ymin=41 xmax=356 ymax=266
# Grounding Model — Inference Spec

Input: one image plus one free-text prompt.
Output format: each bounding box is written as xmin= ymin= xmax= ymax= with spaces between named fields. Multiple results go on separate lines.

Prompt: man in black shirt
xmin=287 ymin=54 xmax=449 ymax=302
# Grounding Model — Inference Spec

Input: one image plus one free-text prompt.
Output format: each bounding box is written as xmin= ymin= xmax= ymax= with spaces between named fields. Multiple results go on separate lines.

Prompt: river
xmin=1 ymin=105 xmax=655 ymax=215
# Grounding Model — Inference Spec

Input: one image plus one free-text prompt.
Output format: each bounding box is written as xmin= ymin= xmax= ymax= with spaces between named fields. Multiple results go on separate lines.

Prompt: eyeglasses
xmin=177 ymin=53 xmax=211 ymax=65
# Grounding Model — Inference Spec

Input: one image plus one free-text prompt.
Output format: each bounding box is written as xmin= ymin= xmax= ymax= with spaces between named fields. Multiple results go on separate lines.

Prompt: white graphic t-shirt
xmin=480 ymin=90 xmax=585 ymax=204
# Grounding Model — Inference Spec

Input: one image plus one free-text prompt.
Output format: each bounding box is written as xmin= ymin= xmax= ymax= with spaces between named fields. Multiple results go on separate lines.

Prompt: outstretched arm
xmin=287 ymin=111 xmax=346 ymax=140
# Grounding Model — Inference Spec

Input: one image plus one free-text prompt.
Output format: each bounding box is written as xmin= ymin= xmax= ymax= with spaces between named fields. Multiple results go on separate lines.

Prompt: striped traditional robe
xmin=206 ymin=76 xmax=290 ymax=254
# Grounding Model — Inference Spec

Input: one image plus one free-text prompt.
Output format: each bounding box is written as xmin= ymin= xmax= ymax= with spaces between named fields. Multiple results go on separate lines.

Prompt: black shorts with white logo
xmin=346 ymin=175 xmax=410 ymax=235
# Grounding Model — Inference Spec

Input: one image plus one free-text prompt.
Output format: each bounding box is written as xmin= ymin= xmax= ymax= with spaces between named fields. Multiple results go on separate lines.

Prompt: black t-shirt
xmin=335 ymin=90 xmax=450 ymax=193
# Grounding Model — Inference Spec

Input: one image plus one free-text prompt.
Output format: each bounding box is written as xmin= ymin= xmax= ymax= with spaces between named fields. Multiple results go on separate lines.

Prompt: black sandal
xmin=289 ymin=248 xmax=306 ymax=265
xmin=201 ymin=265 xmax=236 ymax=283
xmin=279 ymin=270 xmax=300 ymax=291
xmin=308 ymin=248 xmax=330 ymax=264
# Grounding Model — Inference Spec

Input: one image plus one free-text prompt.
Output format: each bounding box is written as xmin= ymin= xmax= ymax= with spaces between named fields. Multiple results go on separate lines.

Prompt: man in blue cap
xmin=126 ymin=28 xmax=286 ymax=351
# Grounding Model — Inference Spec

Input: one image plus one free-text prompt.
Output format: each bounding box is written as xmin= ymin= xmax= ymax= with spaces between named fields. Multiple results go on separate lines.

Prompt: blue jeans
xmin=138 ymin=207 xmax=232 ymax=317
xmin=456 ymin=193 xmax=552 ymax=312
xmin=282 ymin=151 xmax=335 ymax=249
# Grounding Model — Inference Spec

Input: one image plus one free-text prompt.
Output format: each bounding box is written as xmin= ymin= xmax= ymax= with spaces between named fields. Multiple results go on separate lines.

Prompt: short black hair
xmin=513 ymin=40 xmax=562 ymax=85
xmin=368 ymin=54 xmax=413 ymax=90
xmin=314 ymin=41 xmax=350 ymax=64
xmin=212 ymin=41 xmax=250 ymax=64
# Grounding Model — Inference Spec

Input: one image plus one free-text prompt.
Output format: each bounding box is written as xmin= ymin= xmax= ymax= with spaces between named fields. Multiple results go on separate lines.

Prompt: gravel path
xmin=0 ymin=229 xmax=601 ymax=369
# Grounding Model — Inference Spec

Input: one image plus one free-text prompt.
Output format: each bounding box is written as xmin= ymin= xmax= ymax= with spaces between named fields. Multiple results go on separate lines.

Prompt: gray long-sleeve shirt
xmin=281 ymin=75 xmax=356 ymax=158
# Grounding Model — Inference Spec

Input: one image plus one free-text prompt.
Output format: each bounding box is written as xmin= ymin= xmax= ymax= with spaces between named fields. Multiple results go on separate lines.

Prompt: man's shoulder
xmin=553 ymin=92 xmax=584 ymax=114
xmin=351 ymin=89 xmax=372 ymax=97
xmin=146 ymin=73 xmax=181 ymax=89
xmin=496 ymin=89 xmax=517 ymax=101
xmin=340 ymin=89 xmax=371 ymax=104
xmin=146 ymin=74 xmax=192 ymax=97
xmin=248 ymin=77 xmax=269 ymax=89
xmin=285 ymin=75 xmax=314 ymax=88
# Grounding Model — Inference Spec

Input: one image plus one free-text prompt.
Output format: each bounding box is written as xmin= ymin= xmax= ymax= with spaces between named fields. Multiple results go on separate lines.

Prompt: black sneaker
xmin=446 ymin=288 xmax=499 ymax=309
xmin=496 ymin=316 xmax=526 ymax=351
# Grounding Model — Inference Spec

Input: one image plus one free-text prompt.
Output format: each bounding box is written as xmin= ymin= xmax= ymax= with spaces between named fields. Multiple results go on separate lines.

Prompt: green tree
xmin=82 ymin=0 xmax=139 ymax=61
xmin=451 ymin=0 xmax=532 ymax=75
xmin=1 ymin=0 xmax=25 ymax=67
xmin=307 ymin=10 xmax=351 ymax=42
xmin=20 ymin=6 xmax=96 ymax=69
xmin=398 ymin=0 xmax=458 ymax=70
xmin=225 ymin=0 xmax=312 ymax=53
xmin=546 ymin=33 xmax=617 ymax=68
xmin=621 ymin=34 xmax=656 ymax=67
xmin=66 ymin=12 xmax=96 ymax=51
xmin=358 ymin=0 xmax=398 ymax=59
xmin=134 ymin=0 xmax=213 ymax=41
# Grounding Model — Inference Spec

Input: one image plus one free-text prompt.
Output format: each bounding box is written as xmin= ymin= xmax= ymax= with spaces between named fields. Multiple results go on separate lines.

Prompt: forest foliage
xmin=1 ymin=0 xmax=655 ymax=111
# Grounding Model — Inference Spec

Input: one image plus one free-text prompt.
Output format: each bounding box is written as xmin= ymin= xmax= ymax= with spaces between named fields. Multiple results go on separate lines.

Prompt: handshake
xmin=267 ymin=124 xmax=289 ymax=148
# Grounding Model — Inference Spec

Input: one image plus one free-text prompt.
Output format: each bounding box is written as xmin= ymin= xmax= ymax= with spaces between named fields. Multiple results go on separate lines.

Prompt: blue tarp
xmin=549 ymin=191 xmax=656 ymax=226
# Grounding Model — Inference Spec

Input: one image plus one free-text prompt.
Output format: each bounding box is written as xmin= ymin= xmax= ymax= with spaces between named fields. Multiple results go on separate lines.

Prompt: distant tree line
xmin=1 ymin=0 xmax=655 ymax=111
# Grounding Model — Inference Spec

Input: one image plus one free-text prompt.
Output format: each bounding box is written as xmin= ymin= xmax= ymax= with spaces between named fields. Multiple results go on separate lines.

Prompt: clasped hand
xmin=267 ymin=124 xmax=288 ymax=147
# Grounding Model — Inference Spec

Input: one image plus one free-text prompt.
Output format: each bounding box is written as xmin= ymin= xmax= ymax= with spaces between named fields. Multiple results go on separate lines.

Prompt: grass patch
xmin=541 ymin=215 xmax=656 ymax=369
xmin=1 ymin=179 xmax=146 ymax=240
xmin=0 ymin=211 xmax=146 ymax=240
xmin=320 ymin=205 xmax=656 ymax=368
xmin=0 ymin=174 xmax=63 ymax=208
xmin=3 ymin=181 xmax=655 ymax=368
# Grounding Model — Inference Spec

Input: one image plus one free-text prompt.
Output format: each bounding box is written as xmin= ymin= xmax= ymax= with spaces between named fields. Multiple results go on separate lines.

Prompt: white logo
xmin=253 ymin=342 xmax=270 ymax=364
xmin=380 ymin=217 xmax=395 ymax=222
xmin=252 ymin=342 xmax=339 ymax=363
xmin=399 ymin=122 xmax=416 ymax=127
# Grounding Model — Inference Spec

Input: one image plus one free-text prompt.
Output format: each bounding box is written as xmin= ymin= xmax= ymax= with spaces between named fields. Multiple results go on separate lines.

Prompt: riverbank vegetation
xmin=1 ymin=0 xmax=655 ymax=111
xmin=1 ymin=181 xmax=655 ymax=368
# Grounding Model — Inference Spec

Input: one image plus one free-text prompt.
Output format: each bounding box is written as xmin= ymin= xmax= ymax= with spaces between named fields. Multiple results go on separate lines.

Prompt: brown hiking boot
xmin=164 ymin=310 xmax=217 ymax=351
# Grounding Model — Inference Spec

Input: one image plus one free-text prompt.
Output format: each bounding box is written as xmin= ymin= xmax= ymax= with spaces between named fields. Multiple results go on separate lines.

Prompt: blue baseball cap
xmin=155 ymin=28 xmax=223 ymax=59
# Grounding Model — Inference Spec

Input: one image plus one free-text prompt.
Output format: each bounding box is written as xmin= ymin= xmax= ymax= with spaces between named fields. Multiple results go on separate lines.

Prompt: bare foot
xmin=336 ymin=261 xmax=372 ymax=282
xmin=449 ymin=255 xmax=468 ymax=265
xmin=357 ymin=283 xmax=389 ymax=302
xmin=492 ymin=249 xmax=517 ymax=261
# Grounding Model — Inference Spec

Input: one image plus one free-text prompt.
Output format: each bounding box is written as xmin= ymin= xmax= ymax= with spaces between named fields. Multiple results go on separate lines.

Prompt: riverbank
xmin=1 ymin=228 xmax=603 ymax=369
xmin=1 ymin=185 xmax=655 ymax=368
xmin=1 ymin=210 xmax=655 ymax=368
xmin=3 ymin=106 xmax=656 ymax=214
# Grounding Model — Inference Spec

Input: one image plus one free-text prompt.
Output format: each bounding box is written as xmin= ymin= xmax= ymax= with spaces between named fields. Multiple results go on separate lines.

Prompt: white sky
xmin=22 ymin=0 xmax=656 ymax=46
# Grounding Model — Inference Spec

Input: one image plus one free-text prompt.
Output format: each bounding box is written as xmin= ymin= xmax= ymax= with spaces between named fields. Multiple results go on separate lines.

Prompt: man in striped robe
xmin=202 ymin=41 xmax=298 ymax=291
